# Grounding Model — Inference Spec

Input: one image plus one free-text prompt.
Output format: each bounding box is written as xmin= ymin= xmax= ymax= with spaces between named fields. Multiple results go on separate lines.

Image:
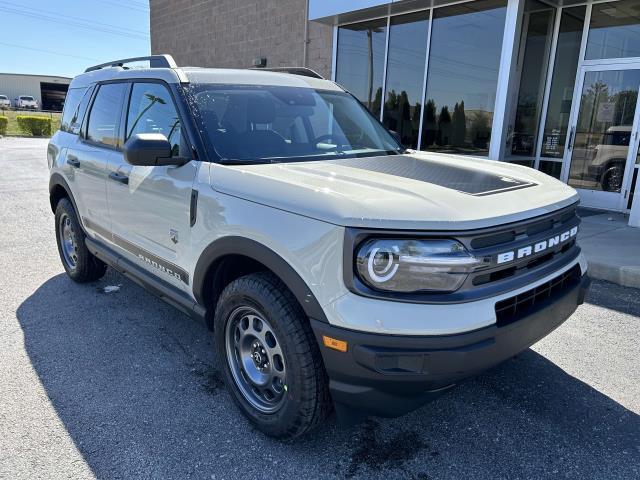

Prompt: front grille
xmin=460 ymin=204 xmax=581 ymax=289
xmin=495 ymin=265 xmax=581 ymax=326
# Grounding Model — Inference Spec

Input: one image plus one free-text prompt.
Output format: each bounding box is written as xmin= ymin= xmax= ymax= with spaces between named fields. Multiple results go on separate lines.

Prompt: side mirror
xmin=124 ymin=133 xmax=187 ymax=167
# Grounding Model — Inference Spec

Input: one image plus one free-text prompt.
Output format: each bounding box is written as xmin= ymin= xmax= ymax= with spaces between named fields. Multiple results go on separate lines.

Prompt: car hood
xmin=210 ymin=151 xmax=579 ymax=230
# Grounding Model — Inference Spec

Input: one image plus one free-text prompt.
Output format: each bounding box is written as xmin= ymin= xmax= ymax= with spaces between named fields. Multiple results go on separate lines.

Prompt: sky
xmin=0 ymin=0 xmax=150 ymax=78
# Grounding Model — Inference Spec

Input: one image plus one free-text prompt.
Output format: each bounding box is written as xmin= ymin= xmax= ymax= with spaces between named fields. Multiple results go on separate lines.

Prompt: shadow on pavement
xmin=17 ymin=272 xmax=640 ymax=479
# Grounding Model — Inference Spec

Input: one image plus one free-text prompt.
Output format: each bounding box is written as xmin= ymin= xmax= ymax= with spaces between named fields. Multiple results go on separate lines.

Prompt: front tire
xmin=55 ymin=198 xmax=107 ymax=282
xmin=214 ymin=272 xmax=331 ymax=439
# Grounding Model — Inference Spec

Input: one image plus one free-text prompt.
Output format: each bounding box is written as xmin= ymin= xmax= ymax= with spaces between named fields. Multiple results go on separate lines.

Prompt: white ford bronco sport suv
xmin=48 ymin=55 xmax=590 ymax=439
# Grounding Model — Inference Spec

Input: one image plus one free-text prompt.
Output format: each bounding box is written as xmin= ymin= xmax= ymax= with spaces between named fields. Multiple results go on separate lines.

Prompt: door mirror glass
xmin=124 ymin=133 xmax=184 ymax=166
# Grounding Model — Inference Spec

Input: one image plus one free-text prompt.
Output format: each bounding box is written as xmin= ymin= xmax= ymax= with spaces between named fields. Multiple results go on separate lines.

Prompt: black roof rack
xmin=250 ymin=67 xmax=324 ymax=79
xmin=85 ymin=54 xmax=178 ymax=73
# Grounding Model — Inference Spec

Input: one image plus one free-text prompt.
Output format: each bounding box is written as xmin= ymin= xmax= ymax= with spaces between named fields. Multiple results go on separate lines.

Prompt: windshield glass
xmin=20 ymin=96 xmax=35 ymax=101
xmin=186 ymin=84 xmax=402 ymax=163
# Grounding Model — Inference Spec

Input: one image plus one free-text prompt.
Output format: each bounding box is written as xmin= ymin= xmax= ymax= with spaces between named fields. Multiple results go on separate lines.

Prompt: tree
xmin=437 ymin=105 xmax=452 ymax=146
xmin=451 ymin=100 xmax=466 ymax=147
xmin=422 ymin=99 xmax=437 ymax=148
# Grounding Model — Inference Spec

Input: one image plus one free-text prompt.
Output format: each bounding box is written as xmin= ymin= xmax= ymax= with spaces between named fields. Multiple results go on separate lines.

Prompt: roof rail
xmin=250 ymin=67 xmax=324 ymax=79
xmin=85 ymin=54 xmax=178 ymax=73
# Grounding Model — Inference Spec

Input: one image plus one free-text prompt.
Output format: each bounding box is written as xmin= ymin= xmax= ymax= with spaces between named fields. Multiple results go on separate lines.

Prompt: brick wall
xmin=150 ymin=0 xmax=333 ymax=78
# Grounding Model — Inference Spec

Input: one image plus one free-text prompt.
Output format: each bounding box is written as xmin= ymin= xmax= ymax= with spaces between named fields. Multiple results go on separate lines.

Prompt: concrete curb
xmin=587 ymin=260 xmax=640 ymax=290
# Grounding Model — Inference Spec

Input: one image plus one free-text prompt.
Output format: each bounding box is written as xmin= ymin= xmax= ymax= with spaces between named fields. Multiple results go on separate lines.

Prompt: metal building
xmin=0 ymin=73 xmax=71 ymax=111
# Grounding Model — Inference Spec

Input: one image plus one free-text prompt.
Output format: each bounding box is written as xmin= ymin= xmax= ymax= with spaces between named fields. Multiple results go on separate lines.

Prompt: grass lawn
xmin=0 ymin=109 xmax=61 ymax=136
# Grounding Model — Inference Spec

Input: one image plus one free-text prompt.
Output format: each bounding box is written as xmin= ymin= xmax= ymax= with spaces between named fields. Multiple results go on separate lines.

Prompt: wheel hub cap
xmin=59 ymin=214 xmax=78 ymax=268
xmin=225 ymin=306 xmax=287 ymax=413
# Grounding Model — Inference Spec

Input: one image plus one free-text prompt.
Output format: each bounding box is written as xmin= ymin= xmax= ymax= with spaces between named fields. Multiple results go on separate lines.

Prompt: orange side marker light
xmin=322 ymin=335 xmax=348 ymax=352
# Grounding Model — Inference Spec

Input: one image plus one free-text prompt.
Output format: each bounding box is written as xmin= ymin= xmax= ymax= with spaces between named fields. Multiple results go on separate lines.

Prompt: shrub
xmin=0 ymin=116 xmax=7 ymax=135
xmin=16 ymin=115 xmax=52 ymax=136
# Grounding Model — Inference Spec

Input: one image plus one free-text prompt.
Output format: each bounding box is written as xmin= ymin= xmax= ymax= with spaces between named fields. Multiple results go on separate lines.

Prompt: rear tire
xmin=214 ymin=272 xmax=332 ymax=439
xmin=55 ymin=198 xmax=107 ymax=282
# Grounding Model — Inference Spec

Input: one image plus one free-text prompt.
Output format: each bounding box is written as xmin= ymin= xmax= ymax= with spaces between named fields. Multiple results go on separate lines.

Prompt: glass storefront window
xmin=420 ymin=0 xmax=507 ymax=156
xmin=335 ymin=19 xmax=387 ymax=118
xmin=540 ymin=6 xmax=586 ymax=159
xmin=382 ymin=11 xmax=429 ymax=148
xmin=509 ymin=0 xmax=555 ymax=160
xmin=586 ymin=0 xmax=640 ymax=60
xmin=539 ymin=160 xmax=562 ymax=179
xmin=568 ymin=69 xmax=640 ymax=193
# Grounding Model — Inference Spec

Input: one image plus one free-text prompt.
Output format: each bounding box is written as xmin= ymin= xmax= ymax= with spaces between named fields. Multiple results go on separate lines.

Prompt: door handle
xmin=109 ymin=171 xmax=129 ymax=185
xmin=67 ymin=155 xmax=80 ymax=168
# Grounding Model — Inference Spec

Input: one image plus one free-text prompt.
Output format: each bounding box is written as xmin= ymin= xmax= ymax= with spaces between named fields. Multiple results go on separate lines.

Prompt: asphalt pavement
xmin=1 ymin=137 xmax=638 ymax=479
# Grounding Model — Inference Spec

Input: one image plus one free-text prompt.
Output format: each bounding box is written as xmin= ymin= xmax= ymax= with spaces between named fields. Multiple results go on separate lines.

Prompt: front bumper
xmin=311 ymin=272 xmax=590 ymax=419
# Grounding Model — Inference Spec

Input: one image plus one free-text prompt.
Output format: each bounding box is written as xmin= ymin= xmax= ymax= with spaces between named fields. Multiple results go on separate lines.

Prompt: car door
xmin=106 ymin=81 xmax=198 ymax=291
xmin=65 ymin=82 xmax=128 ymax=239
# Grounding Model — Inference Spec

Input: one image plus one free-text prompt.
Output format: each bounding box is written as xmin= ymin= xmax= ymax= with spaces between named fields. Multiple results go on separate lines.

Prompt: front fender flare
xmin=192 ymin=236 xmax=329 ymax=323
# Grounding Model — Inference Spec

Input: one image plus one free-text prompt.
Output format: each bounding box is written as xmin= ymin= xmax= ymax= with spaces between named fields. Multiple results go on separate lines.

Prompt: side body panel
xmin=187 ymin=162 xmax=347 ymax=311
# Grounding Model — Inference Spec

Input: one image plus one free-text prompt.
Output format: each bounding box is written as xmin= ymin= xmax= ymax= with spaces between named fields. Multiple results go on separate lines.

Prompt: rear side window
xmin=61 ymin=87 xmax=92 ymax=134
xmin=126 ymin=82 xmax=182 ymax=156
xmin=86 ymin=83 xmax=127 ymax=147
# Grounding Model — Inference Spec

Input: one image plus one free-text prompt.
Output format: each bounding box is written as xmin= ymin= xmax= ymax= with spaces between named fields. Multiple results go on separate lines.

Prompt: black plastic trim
xmin=83 ymin=217 xmax=189 ymax=285
xmin=49 ymin=173 xmax=80 ymax=216
xmin=192 ymin=236 xmax=329 ymax=323
xmin=85 ymin=237 xmax=205 ymax=322
xmin=190 ymin=189 xmax=198 ymax=227
xmin=311 ymin=273 xmax=590 ymax=418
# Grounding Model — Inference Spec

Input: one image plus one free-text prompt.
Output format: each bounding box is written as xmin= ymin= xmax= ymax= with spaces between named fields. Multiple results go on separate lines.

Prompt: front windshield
xmin=187 ymin=84 xmax=403 ymax=163
xmin=20 ymin=96 xmax=34 ymax=101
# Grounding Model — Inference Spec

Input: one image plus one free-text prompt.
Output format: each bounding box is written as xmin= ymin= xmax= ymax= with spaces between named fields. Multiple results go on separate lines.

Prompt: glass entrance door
xmin=563 ymin=66 xmax=640 ymax=210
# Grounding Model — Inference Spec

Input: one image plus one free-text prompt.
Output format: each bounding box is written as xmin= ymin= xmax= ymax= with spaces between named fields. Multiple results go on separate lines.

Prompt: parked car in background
xmin=0 ymin=95 xmax=10 ymax=110
xmin=15 ymin=95 xmax=39 ymax=110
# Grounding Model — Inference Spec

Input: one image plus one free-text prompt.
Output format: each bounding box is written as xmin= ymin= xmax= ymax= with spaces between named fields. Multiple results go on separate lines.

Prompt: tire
xmin=214 ymin=272 xmax=332 ymax=439
xmin=54 ymin=198 xmax=107 ymax=282
xmin=601 ymin=163 xmax=624 ymax=192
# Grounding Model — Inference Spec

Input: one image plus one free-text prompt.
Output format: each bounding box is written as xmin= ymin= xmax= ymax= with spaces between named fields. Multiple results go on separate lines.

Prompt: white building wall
xmin=0 ymin=73 xmax=70 ymax=106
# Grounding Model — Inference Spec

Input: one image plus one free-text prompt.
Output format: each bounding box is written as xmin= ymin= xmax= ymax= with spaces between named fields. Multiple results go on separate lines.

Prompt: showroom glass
xmin=86 ymin=83 xmax=127 ymax=147
xmin=420 ymin=0 xmax=507 ymax=155
xmin=540 ymin=6 xmax=586 ymax=159
xmin=127 ymin=83 xmax=182 ymax=156
xmin=187 ymin=85 xmax=401 ymax=162
xmin=585 ymin=0 xmax=640 ymax=60
xmin=539 ymin=160 xmax=562 ymax=179
xmin=335 ymin=19 xmax=387 ymax=117
xmin=382 ymin=11 xmax=429 ymax=148
xmin=568 ymin=69 xmax=640 ymax=193
xmin=509 ymin=0 xmax=555 ymax=161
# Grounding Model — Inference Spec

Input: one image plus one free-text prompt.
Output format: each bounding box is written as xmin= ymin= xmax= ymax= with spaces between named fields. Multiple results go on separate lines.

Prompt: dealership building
xmin=151 ymin=0 xmax=640 ymax=226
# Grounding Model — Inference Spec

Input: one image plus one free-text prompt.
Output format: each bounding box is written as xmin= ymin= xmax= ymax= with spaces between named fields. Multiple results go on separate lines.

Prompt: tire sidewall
xmin=55 ymin=199 xmax=81 ymax=277
xmin=214 ymin=283 xmax=312 ymax=435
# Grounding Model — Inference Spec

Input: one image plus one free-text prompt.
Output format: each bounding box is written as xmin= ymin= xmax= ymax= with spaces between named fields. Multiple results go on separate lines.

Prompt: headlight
xmin=355 ymin=238 xmax=483 ymax=293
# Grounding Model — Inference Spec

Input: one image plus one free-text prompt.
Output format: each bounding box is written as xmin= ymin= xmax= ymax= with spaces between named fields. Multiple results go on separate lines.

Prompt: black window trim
xmin=123 ymin=79 xmax=188 ymax=159
xmin=81 ymin=81 xmax=129 ymax=152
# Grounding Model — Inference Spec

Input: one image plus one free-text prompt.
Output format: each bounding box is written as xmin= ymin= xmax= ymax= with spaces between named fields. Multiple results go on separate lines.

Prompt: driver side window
xmin=127 ymin=83 xmax=182 ymax=157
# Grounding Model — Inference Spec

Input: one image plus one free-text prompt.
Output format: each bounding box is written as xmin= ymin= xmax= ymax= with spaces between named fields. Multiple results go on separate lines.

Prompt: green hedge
xmin=0 ymin=116 xmax=7 ymax=135
xmin=16 ymin=115 xmax=52 ymax=136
